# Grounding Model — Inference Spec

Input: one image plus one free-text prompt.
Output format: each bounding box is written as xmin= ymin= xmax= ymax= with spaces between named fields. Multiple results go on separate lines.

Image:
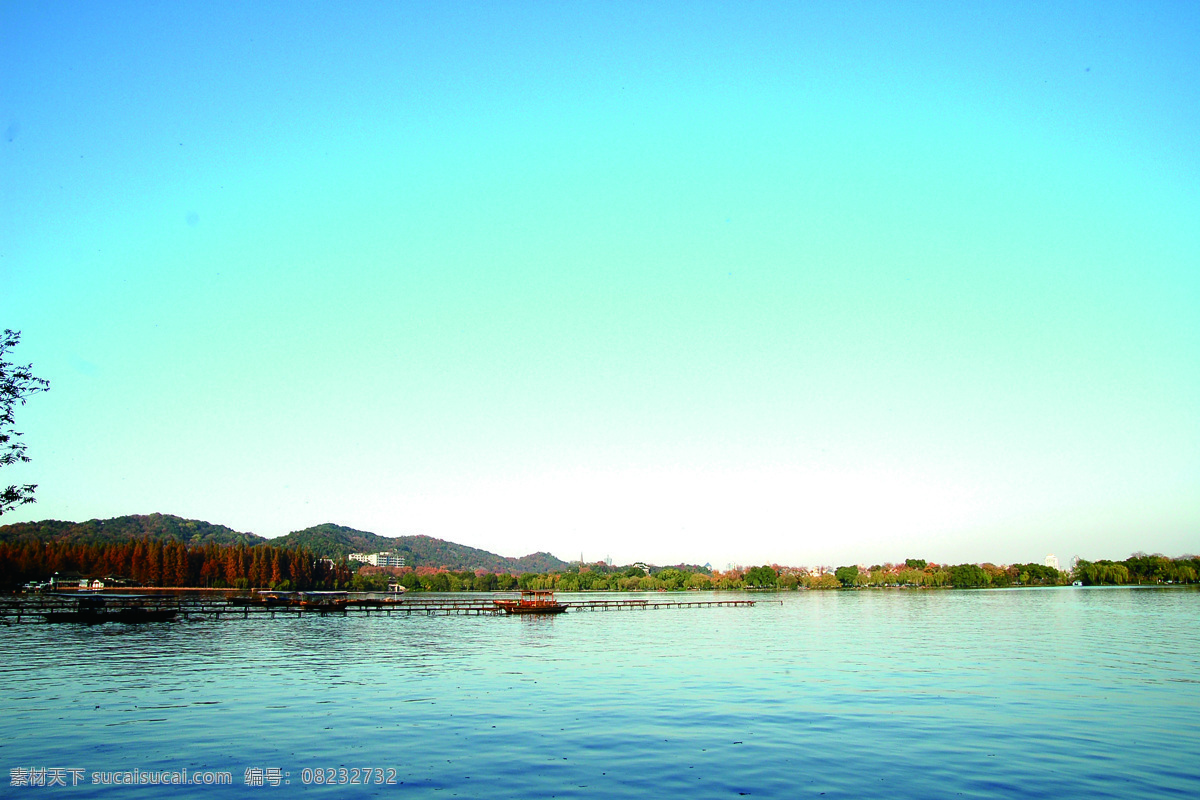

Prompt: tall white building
xmin=349 ymin=552 xmax=406 ymax=568
xmin=1045 ymin=554 xmax=1060 ymax=570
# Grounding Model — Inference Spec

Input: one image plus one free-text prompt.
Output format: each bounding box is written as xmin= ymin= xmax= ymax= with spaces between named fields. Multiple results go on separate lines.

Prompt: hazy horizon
xmin=3 ymin=1 xmax=1196 ymax=568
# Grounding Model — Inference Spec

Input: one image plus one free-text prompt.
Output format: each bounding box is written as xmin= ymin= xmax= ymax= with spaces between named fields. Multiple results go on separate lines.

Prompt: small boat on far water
xmin=494 ymin=590 xmax=568 ymax=615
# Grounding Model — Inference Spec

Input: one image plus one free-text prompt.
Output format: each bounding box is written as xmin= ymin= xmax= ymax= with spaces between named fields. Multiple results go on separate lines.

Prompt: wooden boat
xmin=239 ymin=590 xmax=297 ymax=607
xmin=42 ymin=606 xmax=180 ymax=624
xmin=494 ymin=590 xmax=568 ymax=615
xmin=297 ymin=591 xmax=349 ymax=611
xmin=42 ymin=594 xmax=178 ymax=624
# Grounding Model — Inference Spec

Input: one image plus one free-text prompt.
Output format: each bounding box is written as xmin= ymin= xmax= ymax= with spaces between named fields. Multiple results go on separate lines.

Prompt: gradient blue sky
xmin=2 ymin=1 xmax=1197 ymax=567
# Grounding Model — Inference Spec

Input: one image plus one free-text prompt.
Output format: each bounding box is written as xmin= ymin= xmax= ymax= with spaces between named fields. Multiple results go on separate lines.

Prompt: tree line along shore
xmin=1 ymin=538 xmax=1196 ymax=593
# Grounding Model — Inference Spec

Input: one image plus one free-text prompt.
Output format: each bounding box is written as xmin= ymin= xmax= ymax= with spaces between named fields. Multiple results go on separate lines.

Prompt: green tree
xmin=655 ymin=568 xmax=687 ymax=590
xmin=1 ymin=330 xmax=50 ymax=515
xmin=1075 ymin=559 xmax=1130 ymax=586
xmin=744 ymin=565 xmax=778 ymax=588
xmin=834 ymin=565 xmax=859 ymax=586
xmin=810 ymin=573 xmax=841 ymax=590
xmin=948 ymin=563 xmax=989 ymax=588
xmin=981 ymin=563 xmax=1010 ymax=587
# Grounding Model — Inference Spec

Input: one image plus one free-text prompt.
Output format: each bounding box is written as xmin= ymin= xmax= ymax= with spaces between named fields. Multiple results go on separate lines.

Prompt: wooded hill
xmin=0 ymin=514 xmax=569 ymax=573
xmin=271 ymin=523 xmax=569 ymax=573
xmin=0 ymin=514 xmax=264 ymax=547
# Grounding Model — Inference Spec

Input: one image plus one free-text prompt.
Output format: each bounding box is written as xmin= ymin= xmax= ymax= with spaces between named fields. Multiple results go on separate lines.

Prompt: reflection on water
xmin=2 ymin=588 xmax=1198 ymax=798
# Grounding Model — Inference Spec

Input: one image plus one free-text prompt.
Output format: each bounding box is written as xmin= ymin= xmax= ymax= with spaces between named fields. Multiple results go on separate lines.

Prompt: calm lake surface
xmin=2 ymin=587 xmax=1198 ymax=798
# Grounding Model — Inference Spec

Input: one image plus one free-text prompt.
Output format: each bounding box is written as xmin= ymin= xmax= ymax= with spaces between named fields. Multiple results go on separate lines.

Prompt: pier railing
xmin=0 ymin=594 xmax=757 ymax=622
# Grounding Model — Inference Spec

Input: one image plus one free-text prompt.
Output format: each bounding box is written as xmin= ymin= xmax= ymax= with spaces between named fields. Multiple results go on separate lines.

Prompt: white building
xmin=1045 ymin=554 xmax=1060 ymax=571
xmin=349 ymin=552 xmax=406 ymax=568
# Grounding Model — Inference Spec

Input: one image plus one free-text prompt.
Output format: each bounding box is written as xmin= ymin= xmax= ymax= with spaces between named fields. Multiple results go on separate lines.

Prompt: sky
xmin=1 ymin=1 xmax=1197 ymax=569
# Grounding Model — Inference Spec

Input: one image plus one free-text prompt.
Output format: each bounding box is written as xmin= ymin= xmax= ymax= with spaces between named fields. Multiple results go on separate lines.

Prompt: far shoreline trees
xmin=1 ymin=530 xmax=1197 ymax=593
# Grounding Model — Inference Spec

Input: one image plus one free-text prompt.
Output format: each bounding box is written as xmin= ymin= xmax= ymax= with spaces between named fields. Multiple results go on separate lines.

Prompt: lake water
xmin=2 ymin=587 xmax=1198 ymax=798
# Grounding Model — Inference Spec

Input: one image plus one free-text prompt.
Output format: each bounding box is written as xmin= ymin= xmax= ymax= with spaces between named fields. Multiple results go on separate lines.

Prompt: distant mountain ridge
xmin=0 ymin=513 xmax=265 ymax=547
xmin=0 ymin=515 xmax=569 ymax=573
xmin=271 ymin=523 xmax=569 ymax=573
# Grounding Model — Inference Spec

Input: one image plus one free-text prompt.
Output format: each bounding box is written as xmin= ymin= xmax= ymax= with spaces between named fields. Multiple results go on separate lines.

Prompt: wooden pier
xmin=567 ymin=599 xmax=756 ymax=611
xmin=0 ymin=594 xmax=757 ymax=623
